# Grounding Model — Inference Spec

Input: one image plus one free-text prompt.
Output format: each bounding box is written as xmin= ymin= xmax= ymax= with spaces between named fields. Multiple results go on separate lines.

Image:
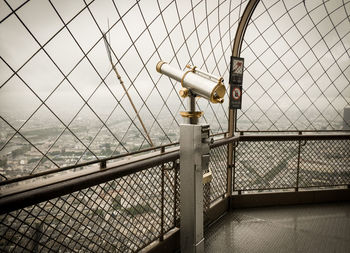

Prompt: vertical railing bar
xmin=160 ymin=146 xmax=165 ymax=241
xmin=226 ymin=141 xmax=233 ymax=198
xmin=232 ymin=140 xmax=239 ymax=195
xmin=295 ymin=132 xmax=302 ymax=191
xmin=296 ymin=131 xmax=305 ymax=191
xmin=223 ymin=134 xmax=228 ymax=199
xmin=232 ymin=143 xmax=236 ymax=193
xmin=174 ymin=161 xmax=179 ymax=227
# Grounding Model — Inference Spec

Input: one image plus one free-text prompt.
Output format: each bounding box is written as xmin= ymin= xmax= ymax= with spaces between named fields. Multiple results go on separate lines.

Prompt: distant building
xmin=344 ymin=107 xmax=350 ymax=130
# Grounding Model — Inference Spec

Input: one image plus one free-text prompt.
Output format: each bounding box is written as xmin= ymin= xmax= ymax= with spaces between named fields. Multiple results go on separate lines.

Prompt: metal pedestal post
xmin=180 ymin=96 xmax=210 ymax=253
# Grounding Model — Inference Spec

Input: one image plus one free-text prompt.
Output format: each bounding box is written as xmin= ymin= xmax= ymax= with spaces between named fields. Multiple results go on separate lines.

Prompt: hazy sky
xmin=0 ymin=0 xmax=349 ymax=131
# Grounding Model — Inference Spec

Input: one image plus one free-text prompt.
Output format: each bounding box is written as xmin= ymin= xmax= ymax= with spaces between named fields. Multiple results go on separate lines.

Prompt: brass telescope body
xmin=156 ymin=61 xmax=226 ymax=105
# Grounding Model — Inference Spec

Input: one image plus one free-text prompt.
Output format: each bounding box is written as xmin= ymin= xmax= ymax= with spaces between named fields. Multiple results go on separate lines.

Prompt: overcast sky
xmin=0 ymin=0 xmax=349 ymax=129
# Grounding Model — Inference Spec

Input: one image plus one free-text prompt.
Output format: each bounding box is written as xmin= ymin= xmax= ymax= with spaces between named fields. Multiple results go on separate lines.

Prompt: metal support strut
xmin=180 ymin=95 xmax=210 ymax=253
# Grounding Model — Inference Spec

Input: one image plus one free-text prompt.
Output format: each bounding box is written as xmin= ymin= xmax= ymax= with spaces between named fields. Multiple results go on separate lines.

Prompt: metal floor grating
xmin=205 ymin=202 xmax=350 ymax=253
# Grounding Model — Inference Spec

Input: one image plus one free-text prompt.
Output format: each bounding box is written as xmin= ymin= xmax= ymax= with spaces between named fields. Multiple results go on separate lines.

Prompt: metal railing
xmin=0 ymin=149 xmax=180 ymax=252
xmin=0 ymin=133 xmax=349 ymax=252
xmin=233 ymin=133 xmax=350 ymax=192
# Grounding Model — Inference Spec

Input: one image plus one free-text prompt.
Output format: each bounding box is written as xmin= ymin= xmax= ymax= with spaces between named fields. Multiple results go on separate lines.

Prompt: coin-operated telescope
xmin=156 ymin=61 xmax=226 ymax=124
xmin=156 ymin=61 xmax=226 ymax=253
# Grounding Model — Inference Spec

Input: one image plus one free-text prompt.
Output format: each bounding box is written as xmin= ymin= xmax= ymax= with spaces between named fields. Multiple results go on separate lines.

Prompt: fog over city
xmin=0 ymin=0 xmax=349 ymax=178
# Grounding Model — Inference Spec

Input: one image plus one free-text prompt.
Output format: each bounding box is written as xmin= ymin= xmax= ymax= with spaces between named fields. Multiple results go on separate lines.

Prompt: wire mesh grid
xmin=233 ymin=137 xmax=350 ymax=191
xmin=1 ymin=135 xmax=349 ymax=251
xmin=237 ymin=0 xmax=350 ymax=131
xmin=208 ymin=144 xmax=227 ymax=202
xmin=1 ymin=0 xmax=349 ymax=249
xmin=203 ymin=182 xmax=211 ymax=214
xmin=234 ymin=140 xmax=299 ymax=190
xmin=0 ymin=147 xmax=228 ymax=252
xmin=174 ymin=164 xmax=180 ymax=227
xmin=0 ymin=0 xmax=246 ymax=181
xmin=0 ymin=162 xmax=179 ymax=252
xmin=162 ymin=162 xmax=178 ymax=233
xmin=299 ymin=139 xmax=350 ymax=187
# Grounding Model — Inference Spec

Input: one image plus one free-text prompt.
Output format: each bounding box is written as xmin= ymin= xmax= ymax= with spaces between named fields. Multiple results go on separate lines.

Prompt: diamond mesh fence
xmin=162 ymin=161 xmax=179 ymax=233
xmin=0 ymin=161 xmax=178 ymax=252
xmin=234 ymin=136 xmax=350 ymax=191
xmin=0 ymin=134 xmax=349 ymax=252
xmin=1 ymin=0 xmax=349 ymax=182
xmin=1 ymin=0 xmax=350 ymax=250
xmin=299 ymin=139 xmax=350 ymax=187
xmin=0 ymin=0 xmax=246 ymax=181
xmin=234 ymin=140 xmax=299 ymax=190
xmin=0 ymin=142 xmax=227 ymax=252
xmin=237 ymin=0 xmax=350 ymax=131
xmin=208 ymin=144 xmax=227 ymax=201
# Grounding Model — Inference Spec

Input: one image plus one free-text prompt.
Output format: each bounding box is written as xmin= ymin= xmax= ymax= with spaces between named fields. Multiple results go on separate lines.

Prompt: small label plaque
xmin=229 ymin=84 xmax=242 ymax=109
xmin=229 ymin=56 xmax=244 ymax=109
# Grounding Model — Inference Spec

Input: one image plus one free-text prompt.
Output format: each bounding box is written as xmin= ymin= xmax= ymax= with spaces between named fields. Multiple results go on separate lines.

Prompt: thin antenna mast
xmin=102 ymin=31 xmax=154 ymax=147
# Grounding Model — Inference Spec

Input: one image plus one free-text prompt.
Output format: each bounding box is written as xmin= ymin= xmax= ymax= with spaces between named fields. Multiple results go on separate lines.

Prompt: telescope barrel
xmin=156 ymin=61 xmax=225 ymax=103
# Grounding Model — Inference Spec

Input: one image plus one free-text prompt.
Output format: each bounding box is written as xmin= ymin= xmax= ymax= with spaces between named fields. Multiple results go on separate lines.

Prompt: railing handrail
xmin=238 ymin=133 xmax=350 ymax=141
xmin=1 ymin=133 xmax=349 ymax=214
xmin=0 ymin=150 xmax=179 ymax=215
xmin=0 ymin=132 xmax=349 ymax=252
xmin=0 ymin=141 xmax=180 ymax=187
xmin=237 ymin=130 xmax=350 ymax=133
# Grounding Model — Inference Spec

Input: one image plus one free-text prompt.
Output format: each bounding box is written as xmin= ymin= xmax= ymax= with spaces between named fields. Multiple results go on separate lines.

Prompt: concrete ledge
xmin=230 ymin=188 xmax=350 ymax=209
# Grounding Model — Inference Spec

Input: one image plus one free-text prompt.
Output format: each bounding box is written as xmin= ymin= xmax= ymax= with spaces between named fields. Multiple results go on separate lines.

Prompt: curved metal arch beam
xmin=232 ymin=0 xmax=260 ymax=57
xmin=227 ymin=0 xmax=260 ymax=196
xmin=228 ymin=0 xmax=260 ymax=137
xmin=228 ymin=0 xmax=260 ymax=138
